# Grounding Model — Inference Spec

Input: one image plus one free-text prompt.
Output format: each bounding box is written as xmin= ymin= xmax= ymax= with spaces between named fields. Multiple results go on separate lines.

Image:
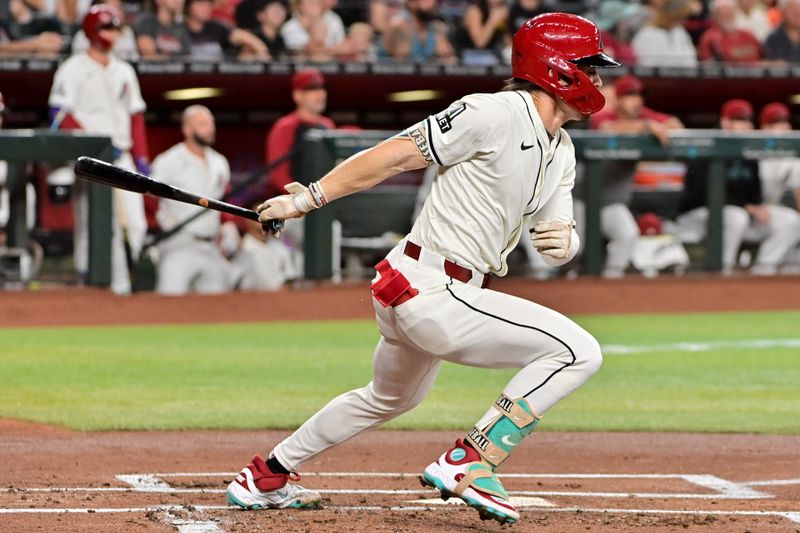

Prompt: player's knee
xmin=576 ymin=334 xmax=603 ymax=377
xmin=365 ymin=384 xmax=420 ymax=415
xmin=723 ymin=205 xmax=749 ymax=232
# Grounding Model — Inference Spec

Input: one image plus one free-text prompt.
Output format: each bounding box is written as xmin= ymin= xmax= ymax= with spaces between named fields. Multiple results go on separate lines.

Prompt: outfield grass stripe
xmin=603 ymin=338 xmax=800 ymax=354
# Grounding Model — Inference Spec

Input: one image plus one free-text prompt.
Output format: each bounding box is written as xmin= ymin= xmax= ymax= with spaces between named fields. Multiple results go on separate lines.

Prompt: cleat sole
xmin=420 ymin=472 xmax=517 ymax=525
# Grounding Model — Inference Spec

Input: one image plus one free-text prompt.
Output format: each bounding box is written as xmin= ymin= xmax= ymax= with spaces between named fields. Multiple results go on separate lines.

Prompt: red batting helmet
xmin=82 ymin=5 xmax=122 ymax=52
xmin=512 ymin=13 xmax=619 ymax=115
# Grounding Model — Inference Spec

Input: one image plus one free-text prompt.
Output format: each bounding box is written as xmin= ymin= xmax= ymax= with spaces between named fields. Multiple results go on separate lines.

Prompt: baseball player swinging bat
xmin=73 ymin=156 xmax=284 ymax=234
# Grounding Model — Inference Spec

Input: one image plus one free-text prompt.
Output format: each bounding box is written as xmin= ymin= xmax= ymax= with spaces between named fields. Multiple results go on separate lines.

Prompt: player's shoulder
xmin=56 ymin=53 xmax=88 ymax=71
xmin=207 ymin=147 xmax=230 ymax=168
xmin=446 ymin=92 xmax=517 ymax=126
xmin=153 ymin=142 xmax=185 ymax=164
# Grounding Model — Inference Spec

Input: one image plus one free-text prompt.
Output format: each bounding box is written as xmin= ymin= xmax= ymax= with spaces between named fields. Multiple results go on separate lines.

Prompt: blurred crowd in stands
xmin=1 ymin=0 xmax=800 ymax=65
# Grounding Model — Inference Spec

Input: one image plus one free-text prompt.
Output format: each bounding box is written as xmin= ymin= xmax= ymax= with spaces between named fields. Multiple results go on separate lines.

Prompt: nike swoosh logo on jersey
xmin=520 ymin=142 xmax=535 ymax=151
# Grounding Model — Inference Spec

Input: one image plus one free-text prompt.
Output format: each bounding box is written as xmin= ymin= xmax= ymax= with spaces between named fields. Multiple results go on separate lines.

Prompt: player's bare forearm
xmin=319 ymin=137 xmax=428 ymax=201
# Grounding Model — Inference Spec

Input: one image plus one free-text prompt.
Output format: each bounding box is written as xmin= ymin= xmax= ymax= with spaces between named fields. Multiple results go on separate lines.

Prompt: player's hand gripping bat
xmin=73 ymin=156 xmax=284 ymax=236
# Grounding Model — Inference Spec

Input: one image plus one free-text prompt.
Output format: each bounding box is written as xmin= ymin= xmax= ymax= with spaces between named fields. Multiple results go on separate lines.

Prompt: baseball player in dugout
xmin=261 ymin=68 xmax=334 ymax=255
xmin=582 ymin=74 xmax=685 ymax=278
xmin=228 ymin=13 xmax=616 ymax=525
xmin=151 ymin=105 xmax=231 ymax=295
xmin=48 ymin=4 xmax=150 ymax=295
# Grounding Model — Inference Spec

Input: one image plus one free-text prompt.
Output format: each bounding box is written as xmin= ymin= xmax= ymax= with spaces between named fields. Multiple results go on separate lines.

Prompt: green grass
xmin=1 ymin=311 xmax=798 ymax=433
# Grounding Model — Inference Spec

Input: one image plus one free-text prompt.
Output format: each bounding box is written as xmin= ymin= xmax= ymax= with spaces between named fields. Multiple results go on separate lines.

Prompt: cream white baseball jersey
xmin=272 ymin=91 xmax=601 ymax=474
xmin=152 ymin=142 xmax=231 ymax=295
xmin=407 ymin=90 xmax=580 ymax=276
xmin=153 ymin=143 xmax=230 ymax=239
xmin=49 ymin=53 xmax=145 ymax=150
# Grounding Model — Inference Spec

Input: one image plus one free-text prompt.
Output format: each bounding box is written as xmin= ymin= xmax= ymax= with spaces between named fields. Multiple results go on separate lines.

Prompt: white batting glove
xmin=257 ymin=182 xmax=317 ymax=235
xmin=531 ymin=220 xmax=574 ymax=260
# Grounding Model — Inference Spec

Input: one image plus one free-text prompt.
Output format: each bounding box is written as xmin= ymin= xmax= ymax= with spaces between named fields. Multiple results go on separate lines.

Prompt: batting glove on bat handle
xmin=257 ymin=182 xmax=318 ymax=237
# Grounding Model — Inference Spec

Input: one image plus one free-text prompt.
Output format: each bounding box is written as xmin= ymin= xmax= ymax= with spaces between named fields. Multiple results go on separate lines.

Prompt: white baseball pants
xmin=674 ymin=205 xmax=800 ymax=273
xmin=273 ymin=240 xmax=602 ymax=470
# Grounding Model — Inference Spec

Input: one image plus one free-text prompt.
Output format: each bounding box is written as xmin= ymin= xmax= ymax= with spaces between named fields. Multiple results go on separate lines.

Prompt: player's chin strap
xmin=466 ymin=394 xmax=540 ymax=469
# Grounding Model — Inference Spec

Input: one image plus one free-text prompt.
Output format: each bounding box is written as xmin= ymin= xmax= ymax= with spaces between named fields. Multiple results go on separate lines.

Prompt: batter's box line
xmin=1 ymin=504 xmax=799 ymax=526
xmin=114 ymin=472 xmax=770 ymax=500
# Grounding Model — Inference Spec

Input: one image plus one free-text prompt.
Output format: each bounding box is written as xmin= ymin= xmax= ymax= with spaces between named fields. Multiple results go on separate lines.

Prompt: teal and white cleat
xmin=226 ymin=454 xmax=321 ymax=510
xmin=420 ymin=439 xmax=519 ymax=525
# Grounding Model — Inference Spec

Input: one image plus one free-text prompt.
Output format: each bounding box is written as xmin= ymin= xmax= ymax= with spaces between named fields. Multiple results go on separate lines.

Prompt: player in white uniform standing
xmin=228 ymin=13 xmax=618 ymax=525
xmin=48 ymin=5 xmax=150 ymax=295
xmin=152 ymin=105 xmax=231 ymax=294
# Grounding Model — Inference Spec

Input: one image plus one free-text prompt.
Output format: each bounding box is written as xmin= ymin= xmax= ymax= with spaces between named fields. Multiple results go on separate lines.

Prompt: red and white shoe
xmin=420 ymin=439 xmax=519 ymax=524
xmin=226 ymin=455 xmax=321 ymax=510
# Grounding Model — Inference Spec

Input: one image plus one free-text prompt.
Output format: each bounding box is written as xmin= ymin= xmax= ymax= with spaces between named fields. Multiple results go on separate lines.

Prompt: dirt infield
xmin=2 ymin=275 xmax=799 ymax=531
xmin=2 ymin=274 xmax=799 ymax=327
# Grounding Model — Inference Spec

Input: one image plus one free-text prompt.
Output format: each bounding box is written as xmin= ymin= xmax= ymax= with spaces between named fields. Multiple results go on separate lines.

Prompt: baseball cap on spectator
xmin=614 ymin=75 xmax=644 ymax=97
xmin=759 ymin=102 xmax=791 ymax=126
xmin=292 ymin=69 xmax=325 ymax=91
xmin=721 ymin=99 xmax=753 ymax=121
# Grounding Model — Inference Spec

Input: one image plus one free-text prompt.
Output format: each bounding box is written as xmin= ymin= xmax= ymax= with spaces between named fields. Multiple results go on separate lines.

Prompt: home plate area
xmin=2 ymin=471 xmax=799 ymax=532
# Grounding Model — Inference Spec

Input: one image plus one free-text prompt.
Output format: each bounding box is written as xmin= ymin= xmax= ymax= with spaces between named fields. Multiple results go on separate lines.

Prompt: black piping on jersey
xmin=532 ymin=132 xmax=562 ymax=212
xmin=444 ymin=281 xmax=576 ymax=399
xmin=515 ymin=91 xmax=548 ymax=213
xmin=425 ymin=117 xmax=444 ymax=166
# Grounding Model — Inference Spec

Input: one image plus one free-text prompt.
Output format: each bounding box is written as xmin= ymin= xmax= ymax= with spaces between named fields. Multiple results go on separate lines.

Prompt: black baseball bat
xmin=73 ymin=156 xmax=284 ymax=233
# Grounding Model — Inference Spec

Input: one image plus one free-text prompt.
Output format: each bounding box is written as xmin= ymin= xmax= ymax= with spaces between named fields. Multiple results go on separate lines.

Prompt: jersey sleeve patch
xmin=434 ymin=102 xmax=466 ymax=134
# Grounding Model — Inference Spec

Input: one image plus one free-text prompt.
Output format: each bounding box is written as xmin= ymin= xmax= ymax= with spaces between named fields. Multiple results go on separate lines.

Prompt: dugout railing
xmin=298 ymin=129 xmax=800 ymax=279
xmin=0 ymin=131 xmax=114 ymax=285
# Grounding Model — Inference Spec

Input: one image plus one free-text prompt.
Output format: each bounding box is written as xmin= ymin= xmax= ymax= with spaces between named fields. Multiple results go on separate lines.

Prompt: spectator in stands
xmin=211 ymin=0 xmax=240 ymax=26
xmin=337 ymin=21 xmax=378 ymax=61
xmin=72 ymin=0 xmax=139 ymax=60
xmin=581 ymin=75 xmax=684 ymax=278
xmin=736 ymin=0 xmax=773 ymax=42
xmin=49 ymin=5 xmax=150 ymax=294
xmin=281 ymin=0 xmax=345 ymax=59
xmin=133 ymin=0 xmax=192 ymax=59
xmin=593 ymin=0 xmax=644 ymax=66
xmin=508 ymin=0 xmax=544 ymax=34
xmin=764 ymin=0 xmax=800 ymax=62
xmin=260 ymin=68 xmax=334 ymax=256
xmin=698 ymin=0 xmax=762 ymax=62
xmin=381 ymin=0 xmax=456 ymax=62
xmin=369 ymin=0 xmax=407 ymax=36
xmin=248 ymin=0 xmax=288 ymax=58
xmin=152 ymin=105 xmax=231 ymax=295
xmin=758 ymin=102 xmax=800 ymax=210
xmin=632 ymin=0 xmax=700 ymax=67
xmin=0 ymin=0 xmax=64 ymax=56
xmin=670 ymin=99 xmax=800 ymax=275
xmin=184 ymin=0 xmax=268 ymax=59
xmin=456 ymin=0 xmax=510 ymax=65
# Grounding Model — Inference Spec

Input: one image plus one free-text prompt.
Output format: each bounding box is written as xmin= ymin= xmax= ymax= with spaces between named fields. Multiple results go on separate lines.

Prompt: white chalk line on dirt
xmin=163 ymin=511 xmax=223 ymax=533
xmin=744 ymin=478 xmax=800 ymax=487
xmin=0 ymin=472 xmax=769 ymax=500
xmin=602 ymin=338 xmax=800 ymax=355
xmin=0 ymin=487 xmax=770 ymax=500
xmin=114 ymin=472 xmax=768 ymax=500
xmin=2 ymin=504 xmax=800 ymax=525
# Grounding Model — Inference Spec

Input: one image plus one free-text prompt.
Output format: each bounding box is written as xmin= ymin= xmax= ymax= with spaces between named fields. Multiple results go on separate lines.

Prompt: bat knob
xmin=271 ymin=219 xmax=285 ymax=232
